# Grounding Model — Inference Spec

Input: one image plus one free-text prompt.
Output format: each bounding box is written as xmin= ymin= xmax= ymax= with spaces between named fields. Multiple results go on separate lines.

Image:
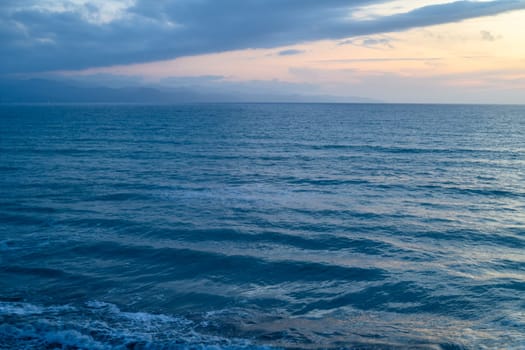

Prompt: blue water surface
xmin=1 ymin=104 xmax=524 ymax=349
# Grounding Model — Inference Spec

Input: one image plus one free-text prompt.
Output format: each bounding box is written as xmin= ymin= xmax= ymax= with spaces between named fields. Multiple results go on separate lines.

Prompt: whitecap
xmin=1 ymin=301 xmax=274 ymax=350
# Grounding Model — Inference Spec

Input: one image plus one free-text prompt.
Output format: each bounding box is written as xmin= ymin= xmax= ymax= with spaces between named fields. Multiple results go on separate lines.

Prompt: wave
xmin=66 ymin=241 xmax=388 ymax=284
xmin=309 ymin=143 xmax=523 ymax=156
xmin=0 ymin=301 xmax=271 ymax=350
xmin=0 ymin=240 xmax=10 ymax=252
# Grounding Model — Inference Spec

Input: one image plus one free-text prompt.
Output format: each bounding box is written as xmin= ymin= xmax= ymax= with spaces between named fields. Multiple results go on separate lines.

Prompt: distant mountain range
xmin=0 ymin=79 xmax=379 ymax=104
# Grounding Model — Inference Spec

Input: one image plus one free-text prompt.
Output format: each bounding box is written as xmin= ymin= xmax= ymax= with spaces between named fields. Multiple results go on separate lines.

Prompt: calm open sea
xmin=1 ymin=104 xmax=524 ymax=349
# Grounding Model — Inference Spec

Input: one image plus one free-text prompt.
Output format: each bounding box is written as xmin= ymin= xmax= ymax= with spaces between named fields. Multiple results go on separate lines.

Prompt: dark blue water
xmin=1 ymin=104 xmax=524 ymax=349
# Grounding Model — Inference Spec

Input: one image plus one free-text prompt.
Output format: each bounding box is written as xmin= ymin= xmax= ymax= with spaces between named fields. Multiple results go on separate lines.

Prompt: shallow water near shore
xmin=1 ymin=103 xmax=524 ymax=349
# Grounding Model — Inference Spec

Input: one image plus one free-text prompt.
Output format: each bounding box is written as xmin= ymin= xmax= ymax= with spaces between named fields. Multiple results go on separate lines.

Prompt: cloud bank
xmin=2 ymin=0 xmax=525 ymax=74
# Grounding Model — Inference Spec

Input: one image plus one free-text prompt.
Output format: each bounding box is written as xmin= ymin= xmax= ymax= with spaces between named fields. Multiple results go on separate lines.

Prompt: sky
xmin=2 ymin=0 xmax=525 ymax=103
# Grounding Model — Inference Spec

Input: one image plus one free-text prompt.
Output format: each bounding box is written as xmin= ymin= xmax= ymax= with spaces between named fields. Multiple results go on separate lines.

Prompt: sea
xmin=0 ymin=103 xmax=524 ymax=350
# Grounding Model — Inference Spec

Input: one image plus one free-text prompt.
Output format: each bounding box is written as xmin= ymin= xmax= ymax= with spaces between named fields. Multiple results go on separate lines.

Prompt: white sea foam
xmin=0 ymin=324 xmax=111 ymax=350
xmin=0 ymin=302 xmax=43 ymax=315
xmin=44 ymin=330 xmax=109 ymax=350
xmin=86 ymin=300 xmax=194 ymax=332
xmin=0 ymin=301 xmax=273 ymax=350
xmin=0 ymin=301 xmax=73 ymax=316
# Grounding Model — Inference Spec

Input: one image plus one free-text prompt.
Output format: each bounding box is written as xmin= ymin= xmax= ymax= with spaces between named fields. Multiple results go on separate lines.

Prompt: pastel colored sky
xmin=2 ymin=0 xmax=525 ymax=103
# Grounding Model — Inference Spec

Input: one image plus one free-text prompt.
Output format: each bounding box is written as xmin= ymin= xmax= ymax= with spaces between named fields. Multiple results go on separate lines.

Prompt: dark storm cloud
xmin=1 ymin=0 xmax=525 ymax=73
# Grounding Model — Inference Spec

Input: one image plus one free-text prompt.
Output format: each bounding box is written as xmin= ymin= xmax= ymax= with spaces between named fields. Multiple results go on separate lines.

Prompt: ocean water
xmin=0 ymin=103 xmax=524 ymax=350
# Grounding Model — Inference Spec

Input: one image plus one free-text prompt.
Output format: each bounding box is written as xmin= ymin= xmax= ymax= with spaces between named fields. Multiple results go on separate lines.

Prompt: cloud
xmin=277 ymin=49 xmax=306 ymax=56
xmin=480 ymin=30 xmax=500 ymax=41
xmin=1 ymin=0 xmax=525 ymax=73
xmin=339 ymin=37 xmax=395 ymax=48
xmin=362 ymin=38 xmax=393 ymax=48
xmin=318 ymin=57 xmax=442 ymax=63
xmin=287 ymin=67 xmax=525 ymax=104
